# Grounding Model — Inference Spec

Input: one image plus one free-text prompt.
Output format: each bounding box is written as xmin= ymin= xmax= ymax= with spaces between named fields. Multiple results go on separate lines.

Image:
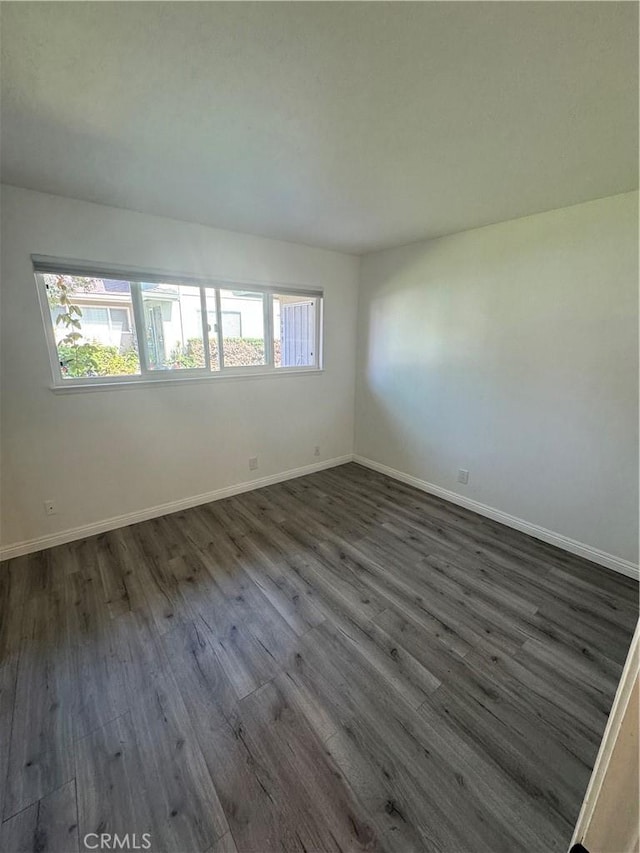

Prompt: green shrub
xmin=58 ymin=343 xmax=139 ymax=377
xmin=170 ymin=336 xmax=280 ymax=369
xmin=58 ymin=336 xmax=283 ymax=377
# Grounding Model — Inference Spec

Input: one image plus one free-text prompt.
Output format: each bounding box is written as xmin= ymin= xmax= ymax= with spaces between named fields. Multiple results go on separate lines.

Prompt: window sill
xmin=50 ymin=367 xmax=324 ymax=393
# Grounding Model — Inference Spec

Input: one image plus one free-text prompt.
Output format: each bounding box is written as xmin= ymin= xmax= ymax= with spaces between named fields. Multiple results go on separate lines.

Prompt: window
xmin=139 ymin=282 xmax=207 ymax=371
xmin=34 ymin=258 xmax=323 ymax=386
xmin=42 ymin=274 xmax=142 ymax=378
xmin=273 ymin=293 xmax=319 ymax=368
xmin=220 ymin=290 xmax=266 ymax=368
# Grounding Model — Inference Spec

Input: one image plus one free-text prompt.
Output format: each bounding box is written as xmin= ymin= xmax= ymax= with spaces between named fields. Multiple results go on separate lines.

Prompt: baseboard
xmin=4 ymin=452 xmax=638 ymax=581
xmin=353 ymin=455 xmax=639 ymax=581
xmin=0 ymin=455 xmax=353 ymax=561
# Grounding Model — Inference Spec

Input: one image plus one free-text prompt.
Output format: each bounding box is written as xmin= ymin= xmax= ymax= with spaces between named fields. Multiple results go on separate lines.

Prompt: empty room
xmin=0 ymin=2 xmax=638 ymax=852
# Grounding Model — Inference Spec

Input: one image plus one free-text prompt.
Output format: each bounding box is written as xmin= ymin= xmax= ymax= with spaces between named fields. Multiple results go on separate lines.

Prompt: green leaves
xmin=57 ymin=342 xmax=139 ymax=378
xmin=47 ymin=275 xmax=88 ymax=373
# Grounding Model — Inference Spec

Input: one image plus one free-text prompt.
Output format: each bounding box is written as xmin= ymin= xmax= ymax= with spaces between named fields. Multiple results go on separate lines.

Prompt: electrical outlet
xmin=249 ymin=457 xmax=258 ymax=471
xmin=457 ymin=469 xmax=469 ymax=485
xmin=44 ymin=499 xmax=57 ymax=516
xmin=314 ymin=445 xmax=320 ymax=457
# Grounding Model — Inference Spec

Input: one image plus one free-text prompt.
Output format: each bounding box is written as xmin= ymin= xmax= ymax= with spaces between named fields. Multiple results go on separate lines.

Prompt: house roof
xmin=95 ymin=279 xmax=131 ymax=294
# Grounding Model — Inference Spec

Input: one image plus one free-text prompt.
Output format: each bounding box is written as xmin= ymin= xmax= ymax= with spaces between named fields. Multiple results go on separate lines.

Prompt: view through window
xmin=39 ymin=270 xmax=322 ymax=383
xmin=273 ymin=293 xmax=318 ymax=368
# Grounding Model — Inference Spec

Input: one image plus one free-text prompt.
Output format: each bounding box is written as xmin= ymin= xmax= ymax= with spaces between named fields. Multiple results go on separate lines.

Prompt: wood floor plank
xmin=66 ymin=571 xmax=128 ymax=740
xmin=195 ymin=536 xmax=301 ymax=666
xmin=128 ymin=669 xmax=229 ymax=852
xmin=458 ymin=644 xmax=607 ymax=763
xmin=207 ymin=831 xmax=238 ymax=853
xmin=122 ymin=522 xmax=192 ymax=636
xmin=162 ymin=619 xmax=237 ymax=736
xmin=0 ymin=553 xmax=32 ymax=822
xmin=340 ymin=464 xmax=637 ymax=601
xmin=19 ymin=548 xmax=66 ymax=603
xmin=0 ymin=558 xmax=28 ymax=670
xmin=0 ymin=779 xmax=79 ymax=853
xmin=167 ymin=551 xmax=279 ymax=699
xmin=369 ymin=607 xmax=467 ymax=686
xmin=332 ymin=536 xmax=474 ymax=657
xmin=312 ymin=619 xmax=566 ymax=852
xmin=94 ymin=529 xmax=146 ymax=620
xmin=224 ymin=533 xmax=325 ymax=636
xmin=4 ymin=587 xmax=74 ymax=820
xmin=195 ymin=717 xmax=307 ymax=853
xmin=533 ymin=597 xmax=635 ymax=663
xmin=354 ymin=532 xmax=530 ymax=656
xmin=231 ymin=679 xmax=382 ymax=853
xmin=424 ymin=682 xmax=586 ymax=835
xmin=1 ymin=462 xmax=636 ymax=852
xmin=274 ymin=536 xmax=390 ymax=630
xmin=0 ymin=662 xmax=17 ymax=737
xmin=77 ymin=697 xmax=228 ymax=853
xmin=322 ymin=726 xmax=431 ymax=853
xmin=418 ymin=551 xmax=540 ymax=618
xmin=0 ymin=665 xmax=15 ymax=829
xmin=75 ymin=713 xmax=158 ymax=850
xmin=322 ymin=611 xmax=440 ymax=709
xmin=290 ymin=623 xmax=525 ymax=853
xmin=112 ymin=606 xmax=171 ymax=702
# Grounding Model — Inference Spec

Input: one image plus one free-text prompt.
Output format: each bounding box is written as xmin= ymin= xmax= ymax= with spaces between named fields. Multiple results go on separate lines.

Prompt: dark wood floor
xmin=0 ymin=463 xmax=637 ymax=853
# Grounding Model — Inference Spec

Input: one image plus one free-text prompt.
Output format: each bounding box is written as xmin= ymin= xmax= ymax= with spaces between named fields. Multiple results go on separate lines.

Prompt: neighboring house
xmin=51 ymin=278 xmax=136 ymax=350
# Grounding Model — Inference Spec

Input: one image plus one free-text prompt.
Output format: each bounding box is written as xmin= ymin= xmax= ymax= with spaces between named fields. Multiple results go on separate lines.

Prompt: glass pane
xmin=219 ymin=289 xmax=265 ymax=367
xmin=82 ymin=307 xmax=109 ymax=325
xmin=109 ymin=307 xmax=130 ymax=332
xmin=140 ymin=282 xmax=205 ymax=371
xmin=43 ymin=274 xmax=141 ymax=379
xmin=273 ymin=294 xmax=318 ymax=368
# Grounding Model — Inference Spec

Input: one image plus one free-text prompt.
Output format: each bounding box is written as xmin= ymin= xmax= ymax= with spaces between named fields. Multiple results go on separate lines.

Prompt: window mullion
xmin=199 ymin=287 xmax=212 ymax=372
xmin=264 ymin=293 xmax=274 ymax=368
xmin=214 ymin=288 xmax=224 ymax=370
xmin=316 ymin=297 xmax=322 ymax=369
xmin=130 ymin=281 xmax=151 ymax=375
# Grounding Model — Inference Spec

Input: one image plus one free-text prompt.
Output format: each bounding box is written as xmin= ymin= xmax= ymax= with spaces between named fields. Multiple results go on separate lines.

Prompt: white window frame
xmin=33 ymin=256 xmax=324 ymax=390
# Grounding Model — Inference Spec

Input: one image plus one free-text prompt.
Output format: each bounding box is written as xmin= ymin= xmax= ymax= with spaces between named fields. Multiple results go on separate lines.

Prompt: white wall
xmin=355 ymin=192 xmax=639 ymax=566
xmin=0 ymin=186 xmax=359 ymax=553
xmin=3 ymin=186 xmax=637 ymax=569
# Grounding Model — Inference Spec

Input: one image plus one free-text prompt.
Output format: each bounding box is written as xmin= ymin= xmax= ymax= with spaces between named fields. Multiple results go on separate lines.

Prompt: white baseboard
xmin=3 ymin=452 xmax=638 ymax=582
xmin=353 ymin=455 xmax=640 ymax=581
xmin=0 ymin=455 xmax=353 ymax=561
